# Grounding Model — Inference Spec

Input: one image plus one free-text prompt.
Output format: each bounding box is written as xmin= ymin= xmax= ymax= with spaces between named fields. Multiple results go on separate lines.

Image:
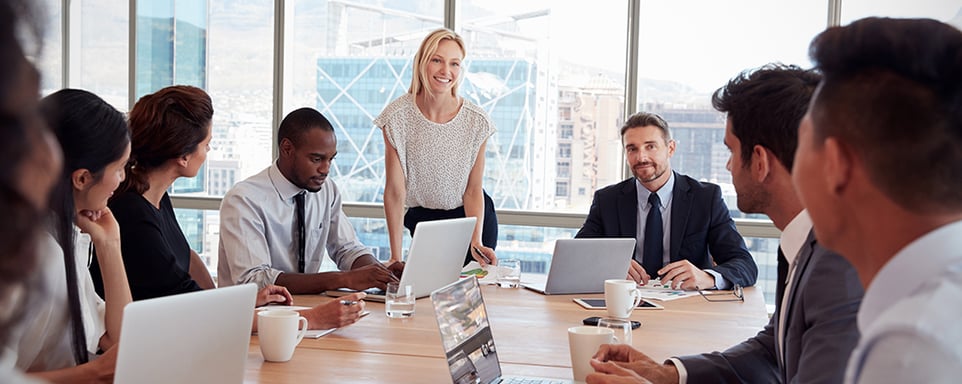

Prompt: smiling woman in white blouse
xmin=375 ymin=28 xmax=499 ymax=268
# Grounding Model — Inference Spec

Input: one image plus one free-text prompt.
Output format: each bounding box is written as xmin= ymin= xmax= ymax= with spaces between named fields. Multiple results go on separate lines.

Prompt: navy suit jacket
xmin=575 ymin=172 xmax=757 ymax=287
xmin=677 ymin=230 xmax=863 ymax=383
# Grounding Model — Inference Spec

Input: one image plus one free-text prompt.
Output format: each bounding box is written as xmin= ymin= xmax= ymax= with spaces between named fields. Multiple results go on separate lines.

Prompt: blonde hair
xmin=408 ymin=28 xmax=466 ymax=97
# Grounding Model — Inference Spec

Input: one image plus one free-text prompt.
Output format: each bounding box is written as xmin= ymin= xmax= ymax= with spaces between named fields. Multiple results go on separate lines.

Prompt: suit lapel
xmin=778 ymin=230 xmax=818 ymax=372
xmin=669 ymin=173 xmax=690 ymax=262
xmin=617 ymin=180 xmax=637 ymax=238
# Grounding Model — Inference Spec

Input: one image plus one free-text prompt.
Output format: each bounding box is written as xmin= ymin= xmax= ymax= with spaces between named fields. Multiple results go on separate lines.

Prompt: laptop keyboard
xmin=500 ymin=376 xmax=568 ymax=384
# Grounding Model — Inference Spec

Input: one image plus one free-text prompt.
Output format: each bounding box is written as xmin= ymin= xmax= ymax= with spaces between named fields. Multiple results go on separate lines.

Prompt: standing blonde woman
xmin=375 ymin=28 xmax=498 ymax=267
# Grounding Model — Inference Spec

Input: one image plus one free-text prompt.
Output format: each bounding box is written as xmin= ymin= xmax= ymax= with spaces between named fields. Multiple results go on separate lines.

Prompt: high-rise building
xmin=135 ymin=0 xmax=209 ymax=253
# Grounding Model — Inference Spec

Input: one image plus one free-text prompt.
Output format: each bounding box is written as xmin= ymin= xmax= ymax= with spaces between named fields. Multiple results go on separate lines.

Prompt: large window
xmin=841 ymin=0 xmax=962 ymax=24
xmin=37 ymin=0 xmax=898 ymax=307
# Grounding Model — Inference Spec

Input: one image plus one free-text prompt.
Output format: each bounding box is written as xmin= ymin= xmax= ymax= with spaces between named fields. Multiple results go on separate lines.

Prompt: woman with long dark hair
xmin=10 ymin=89 xmax=132 ymax=383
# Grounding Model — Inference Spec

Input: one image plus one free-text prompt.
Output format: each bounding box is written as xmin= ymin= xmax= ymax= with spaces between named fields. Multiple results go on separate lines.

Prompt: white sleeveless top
xmin=374 ymin=93 xmax=495 ymax=210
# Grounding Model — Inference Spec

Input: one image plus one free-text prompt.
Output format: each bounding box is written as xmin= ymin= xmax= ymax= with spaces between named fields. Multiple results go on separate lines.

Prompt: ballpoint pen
xmin=472 ymin=246 xmax=492 ymax=265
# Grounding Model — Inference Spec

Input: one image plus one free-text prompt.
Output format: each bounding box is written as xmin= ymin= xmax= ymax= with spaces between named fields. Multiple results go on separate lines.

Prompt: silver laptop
xmin=523 ymin=238 xmax=635 ymax=295
xmin=114 ymin=284 xmax=257 ymax=384
xmin=328 ymin=216 xmax=476 ymax=302
xmin=431 ymin=276 xmax=570 ymax=384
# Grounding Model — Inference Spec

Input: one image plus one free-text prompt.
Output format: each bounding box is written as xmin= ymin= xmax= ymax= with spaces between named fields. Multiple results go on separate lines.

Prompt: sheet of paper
xmin=460 ymin=261 xmax=499 ymax=285
xmin=636 ymin=280 xmax=700 ymax=301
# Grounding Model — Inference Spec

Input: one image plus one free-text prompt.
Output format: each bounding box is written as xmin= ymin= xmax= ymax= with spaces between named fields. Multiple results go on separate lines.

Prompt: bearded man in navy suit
xmin=576 ymin=112 xmax=757 ymax=290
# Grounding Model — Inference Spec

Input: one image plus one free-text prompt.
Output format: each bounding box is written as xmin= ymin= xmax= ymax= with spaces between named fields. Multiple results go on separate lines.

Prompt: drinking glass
xmin=385 ymin=282 xmax=415 ymax=318
xmin=497 ymin=259 xmax=521 ymax=288
xmin=596 ymin=317 xmax=633 ymax=345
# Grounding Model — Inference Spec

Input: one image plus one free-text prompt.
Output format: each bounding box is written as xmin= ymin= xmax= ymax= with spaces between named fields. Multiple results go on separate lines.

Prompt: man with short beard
xmin=576 ymin=112 xmax=756 ymax=290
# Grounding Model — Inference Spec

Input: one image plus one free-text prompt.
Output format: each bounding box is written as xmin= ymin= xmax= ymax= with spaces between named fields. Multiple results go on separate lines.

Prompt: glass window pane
xmin=287 ymin=0 xmax=444 ymax=203
xmin=460 ymin=1 xmax=628 ymax=212
xmin=135 ymin=0 xmax=273 ymax=200
xmin=841 ymin=1 xmax=962 ymax=25
xmin=634 ymin=0 xmax=824 ymax=220
xmin=78 ymin=0 xmax=129 ymax=110
xmin=33 ymin=0 xmax=62 ymax=95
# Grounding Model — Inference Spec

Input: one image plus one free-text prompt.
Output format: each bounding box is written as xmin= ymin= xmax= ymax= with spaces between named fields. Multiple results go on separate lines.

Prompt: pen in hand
xmin=472 ymin=246 xmax=492 ymax=265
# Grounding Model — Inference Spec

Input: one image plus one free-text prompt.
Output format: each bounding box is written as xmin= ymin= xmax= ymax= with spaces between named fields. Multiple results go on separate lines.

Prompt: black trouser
xmin=404 ymin=190 xmax=498 ymax=266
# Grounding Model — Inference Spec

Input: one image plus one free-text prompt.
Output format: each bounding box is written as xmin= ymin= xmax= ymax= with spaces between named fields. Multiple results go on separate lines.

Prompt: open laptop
xmin=523 ymin=238 xmax=635 ymax=295
xmin=114 ymin=284 xmax=257 ymax=384
xmin=431 ymin=276 xmax=570 ymax=384
xmin=328 ymin=216 xmax=476 ymax=302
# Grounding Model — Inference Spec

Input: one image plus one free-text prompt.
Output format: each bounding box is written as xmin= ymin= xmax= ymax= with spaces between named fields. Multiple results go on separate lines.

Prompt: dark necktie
xmin=642 ymin=192 xmax=663 ymax=278
xmin=294 ymin=191 xmax=306 ymax=273
xmin=775 ymin=247 xmax=788 ymax=310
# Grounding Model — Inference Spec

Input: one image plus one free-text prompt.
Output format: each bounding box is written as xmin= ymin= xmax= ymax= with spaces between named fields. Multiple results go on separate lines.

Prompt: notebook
xmin=431 ymin=277 xmax=571 ymax=384
xmin=327 ymin=216 xmax=477 ymax=302
xmin=523 ymin=238 xmax=635 ymax=295
xmin=114 ymin=284 xmax=257 ymax=384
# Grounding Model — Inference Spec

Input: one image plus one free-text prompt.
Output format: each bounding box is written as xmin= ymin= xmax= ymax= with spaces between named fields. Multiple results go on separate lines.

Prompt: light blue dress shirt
xmin=845 ymin=219 xmax=962 ymax=383
xmin=634 ymin=173 xmax=728 ymax=288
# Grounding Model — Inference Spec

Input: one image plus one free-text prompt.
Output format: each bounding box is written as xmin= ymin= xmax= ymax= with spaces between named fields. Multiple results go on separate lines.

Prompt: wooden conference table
xmin=244 ymin=282 xmax=769 ymax=383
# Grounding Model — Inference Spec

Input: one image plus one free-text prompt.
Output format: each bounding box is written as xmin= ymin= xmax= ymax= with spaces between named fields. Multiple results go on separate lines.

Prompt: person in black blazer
xmin=586 ymin=64 xmax=863 ymax=384
xmin=576 ymin=112 xmax=756 ymax=290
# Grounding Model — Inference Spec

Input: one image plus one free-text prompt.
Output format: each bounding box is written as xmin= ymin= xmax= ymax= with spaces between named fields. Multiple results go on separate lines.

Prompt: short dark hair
xmin=809 ymin=17 xmax=962 ymax=212
xmin=713 ymin=63 xmax=821 ymax=171
xmin=621 ymin=112 xmax=670 ymax=141
xmin=122 ymin=85 xmax=213 ymax=194
xmin=277 ymin=107 xmax=334 ymax=147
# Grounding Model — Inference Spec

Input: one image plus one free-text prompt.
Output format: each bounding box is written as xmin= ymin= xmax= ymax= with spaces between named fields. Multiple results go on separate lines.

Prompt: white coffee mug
xmin=604 ymin=279 xmax=642 ymax=319
xmin=257 ymin=309 xmax=308 ymax=362
xmin=568 ymin=326 xmax=614 ymax=383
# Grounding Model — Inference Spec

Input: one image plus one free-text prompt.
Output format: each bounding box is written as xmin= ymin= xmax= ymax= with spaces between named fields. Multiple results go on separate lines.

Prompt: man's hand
xmin=589 ymin=344 xmax=679 ymax=384
xmin=386 ymin=260 xmax=405 ymax=279
xmin=256 ymin=285 xmax=293 ymax=307
xmin=627 ymin=260 xmax=652 ymax=285
xmin=658 ymin=260 xmax=714 ymax=290
xmin=302 ymin=292 xmax=366 ymax=330
xmin=344 ymin=263 xmax=399 ymax=291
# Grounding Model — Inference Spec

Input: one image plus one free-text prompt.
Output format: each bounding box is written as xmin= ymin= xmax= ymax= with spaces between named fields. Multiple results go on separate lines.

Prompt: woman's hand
xmin=256 ymin=285 xmax=293 ymax=307
xmin=471 ymin=243 xmax=497 ymax=266
xmin=75 ymin=207 xmax=121 ymax=245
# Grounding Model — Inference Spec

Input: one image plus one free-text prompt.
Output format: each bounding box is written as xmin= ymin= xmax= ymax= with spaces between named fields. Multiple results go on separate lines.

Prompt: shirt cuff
xmin=705 ymin=269 xmax=729 ymax=290
xmin=237 ymin=265 xmax=283 ymax=290
xmin=667 ymin=357 xmax=688 ymax=384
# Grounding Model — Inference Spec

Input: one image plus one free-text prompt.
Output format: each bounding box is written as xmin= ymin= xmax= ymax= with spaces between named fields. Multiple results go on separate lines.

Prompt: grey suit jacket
xmin=677 ymin=230 xmax=863 ymax=383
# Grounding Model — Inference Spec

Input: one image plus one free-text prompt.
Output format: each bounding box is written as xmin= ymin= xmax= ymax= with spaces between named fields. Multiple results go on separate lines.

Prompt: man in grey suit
xmin=585 ymin=64 xmax=864 ymax=384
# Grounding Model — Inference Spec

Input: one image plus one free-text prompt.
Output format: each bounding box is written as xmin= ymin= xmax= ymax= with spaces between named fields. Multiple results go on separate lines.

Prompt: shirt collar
xmin=268 ymin=162 xmax=305 ymax=201
xmin=779 ymin=210 xmax=812 ymax=265
xmin=858 ymin=219 xmax=962 ymax=331
xmin=635 ymin=172 xmax=675 ymax=209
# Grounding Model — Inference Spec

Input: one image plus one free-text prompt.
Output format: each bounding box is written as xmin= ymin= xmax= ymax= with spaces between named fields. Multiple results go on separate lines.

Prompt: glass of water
xmin=385 ymin=282 xmax=415 ymax=318
xmin=497 ymin=259 xmax=522 ymax=288
xmin=596 ymin=317 xmax=633 ymax=345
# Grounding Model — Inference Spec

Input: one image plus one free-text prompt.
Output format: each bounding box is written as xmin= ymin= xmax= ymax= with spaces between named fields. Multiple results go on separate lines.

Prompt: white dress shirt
xmin=775 ymin=210 xmax=811 ymax=368
xmin=10 ymin=228 xmax=105 ymax=371
xmin=845 ymin=219 xmax=962 ymax=383
xmin=217 ymin=164 xmax=371 ymax=288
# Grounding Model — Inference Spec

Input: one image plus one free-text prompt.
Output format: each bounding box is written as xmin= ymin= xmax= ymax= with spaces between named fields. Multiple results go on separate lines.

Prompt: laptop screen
xmin=431 ymin=277 xmax=502 ymax=384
